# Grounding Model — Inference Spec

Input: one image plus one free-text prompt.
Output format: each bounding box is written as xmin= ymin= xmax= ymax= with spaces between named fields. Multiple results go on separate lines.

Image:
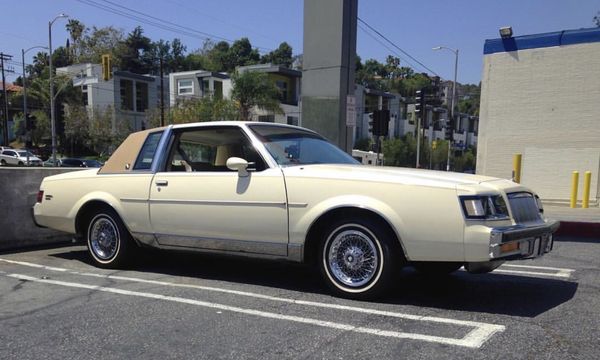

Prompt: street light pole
xmin=432 ymin=46 xmax=459 ymax=171
xmin=49 ymin=13 xmax=68 ymax=166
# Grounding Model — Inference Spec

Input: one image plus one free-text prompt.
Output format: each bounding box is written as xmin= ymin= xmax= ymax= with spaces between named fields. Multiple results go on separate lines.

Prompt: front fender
xmin=289 ymin=194 xmax=407 ymax=251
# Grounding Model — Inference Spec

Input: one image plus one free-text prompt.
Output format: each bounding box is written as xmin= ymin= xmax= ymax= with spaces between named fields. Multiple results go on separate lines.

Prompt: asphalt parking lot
xmin=0 ymin=237 xmax=598 ymax=360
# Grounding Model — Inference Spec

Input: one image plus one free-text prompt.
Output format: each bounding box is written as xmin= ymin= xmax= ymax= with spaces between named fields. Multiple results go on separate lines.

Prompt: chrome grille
xmin=507 ymin=192 xmax=542 ymax=224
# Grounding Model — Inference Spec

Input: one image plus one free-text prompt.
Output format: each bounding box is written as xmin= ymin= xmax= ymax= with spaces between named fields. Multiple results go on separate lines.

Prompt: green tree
xmin=231 ymin=70 xmax=281 ymax=121
xmin=63 ymin=104 xmax=90 ymax=154
xmin=207 ymin=41 xmax=232 ymax=72
xmin=119 ymin=26 xmax=154 ymax=74
xmin=382 ymin=134 xmax=418 ymax=167
xmin=23 ymin=110 xmax=51 ymax=147
xmin=594 ymin=11 xmax=600 ymax=26
xmin=148 ymin=97 xmax=238 ymax=127
xmin=229 ymin=38 xmax=260 ymax=69
xmin=66 ymin=19 xmax=86 ymax=62
xmin=261 ymin=42 xmax=293 ymax=67
xmin=87 ymin=106 xmax=131 ymax=156
xmin=79 ymin=25 xmax=124 ymax=63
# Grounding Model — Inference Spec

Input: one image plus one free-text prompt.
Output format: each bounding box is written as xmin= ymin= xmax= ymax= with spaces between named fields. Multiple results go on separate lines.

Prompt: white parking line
xmin=6 ymin=273 xmax=502 ymax=349
xmin=0 ymin=258 xmax=504 ymax=349
xmin=495 ymin=264 xmax=575 ymax=279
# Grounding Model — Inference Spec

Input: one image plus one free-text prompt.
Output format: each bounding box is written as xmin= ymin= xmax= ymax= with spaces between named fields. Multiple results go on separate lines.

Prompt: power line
xmin=98 ymin=0 xmax=232 ymax=43
xmin=76 ymin=0 xmax=273 ymax=53
xmin=357 ymin=17 xmax=439 ymax=77
xmin=357 ymin=24 xmax=422 ymax=73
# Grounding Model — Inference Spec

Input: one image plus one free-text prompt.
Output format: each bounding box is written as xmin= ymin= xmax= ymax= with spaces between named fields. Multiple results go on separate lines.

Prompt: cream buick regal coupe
xmin=33 ymin=122 xmax=559 ymax=299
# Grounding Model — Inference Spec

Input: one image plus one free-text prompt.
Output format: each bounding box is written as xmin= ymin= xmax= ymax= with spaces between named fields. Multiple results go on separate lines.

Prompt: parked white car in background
xmin=33 ymin=122 xmax=559 ymax=299
xmin=0 ymin=149 xmax=42 ymax=166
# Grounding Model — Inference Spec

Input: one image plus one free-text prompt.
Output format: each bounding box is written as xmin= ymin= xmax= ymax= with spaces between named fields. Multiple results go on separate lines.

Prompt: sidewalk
xmin=544 ymin=205 xmax=600 ymax=239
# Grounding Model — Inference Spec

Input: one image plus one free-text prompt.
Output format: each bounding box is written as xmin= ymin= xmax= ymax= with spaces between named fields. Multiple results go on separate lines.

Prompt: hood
xmin=282 ymin=164 xmax=508 ymax=189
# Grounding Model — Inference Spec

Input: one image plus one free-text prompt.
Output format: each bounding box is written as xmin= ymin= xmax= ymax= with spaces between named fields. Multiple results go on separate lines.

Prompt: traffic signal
xmin=373 ymin=109 xmax=390 ymax=137
xmin=102 ymin=54 xmax=112 ymax=81
xmin=372 ymin=112 xmax=381 ymax=136
xmin=445 ymin=117 xmax=454 ymax=140
xmin=415 ymin=88 xmax=426 ymax=118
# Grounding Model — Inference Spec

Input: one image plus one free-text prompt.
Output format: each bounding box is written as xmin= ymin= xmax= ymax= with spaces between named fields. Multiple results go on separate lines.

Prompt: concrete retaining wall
xmin=0 ymin=168 xmax=85 ymax=251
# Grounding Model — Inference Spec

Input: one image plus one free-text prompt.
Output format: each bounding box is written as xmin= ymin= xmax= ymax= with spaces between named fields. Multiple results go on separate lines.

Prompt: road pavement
xmin=0 ymin=237 xmax=598 ymax=359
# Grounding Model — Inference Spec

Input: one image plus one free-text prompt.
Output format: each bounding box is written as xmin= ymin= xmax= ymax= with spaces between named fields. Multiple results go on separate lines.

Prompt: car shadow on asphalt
xmin=383 ymin=268 xmax=578 ymax=317
xmin=49 ymin=246 xmax=578 ymax=318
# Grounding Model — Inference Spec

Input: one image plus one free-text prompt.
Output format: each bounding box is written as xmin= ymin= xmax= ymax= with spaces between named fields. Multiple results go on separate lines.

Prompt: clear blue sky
xmin=1 ymin=0 xmax=598 ymax=85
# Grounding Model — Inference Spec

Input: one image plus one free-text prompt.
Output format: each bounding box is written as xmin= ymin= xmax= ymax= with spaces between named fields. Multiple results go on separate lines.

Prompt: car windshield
xmin=248 ymin=125 xmax=359 ymax=166
xmin=17 ymin=151 xmax=34 ymax=157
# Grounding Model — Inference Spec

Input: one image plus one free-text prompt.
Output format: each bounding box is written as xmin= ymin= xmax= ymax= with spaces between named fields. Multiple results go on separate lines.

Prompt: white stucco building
xmin=477 ymin=27 xmax=600 ymax=204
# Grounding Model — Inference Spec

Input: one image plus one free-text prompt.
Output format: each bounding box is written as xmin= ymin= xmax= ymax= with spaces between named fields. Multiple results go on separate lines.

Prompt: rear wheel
xmin=86 ymin=208 xmax=133 ymax=268
xmin=319 ymin=217 xmax=401 ymax=299
xmin=0 ymin=159 xmax=5 ymax=166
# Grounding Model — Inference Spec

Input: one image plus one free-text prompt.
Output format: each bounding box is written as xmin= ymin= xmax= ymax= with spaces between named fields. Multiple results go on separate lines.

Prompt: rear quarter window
xmin=134 ymin=131 xmax=164 ymax=170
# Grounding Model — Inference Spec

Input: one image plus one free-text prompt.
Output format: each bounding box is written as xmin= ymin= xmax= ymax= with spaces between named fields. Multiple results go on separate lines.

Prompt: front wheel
xmin=86 ymin=208 xmax=133 ymax=268
xmin=319 ymin=217 xmax=401 ymax=299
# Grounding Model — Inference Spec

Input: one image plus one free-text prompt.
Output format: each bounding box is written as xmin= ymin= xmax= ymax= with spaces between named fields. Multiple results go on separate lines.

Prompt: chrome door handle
xmin=155 ymin=180 xmax=168 ymax=186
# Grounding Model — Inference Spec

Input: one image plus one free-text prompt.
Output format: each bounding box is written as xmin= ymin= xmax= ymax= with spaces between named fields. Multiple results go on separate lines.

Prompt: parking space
xmin=0 ymin=237 xmax=598 ymax=359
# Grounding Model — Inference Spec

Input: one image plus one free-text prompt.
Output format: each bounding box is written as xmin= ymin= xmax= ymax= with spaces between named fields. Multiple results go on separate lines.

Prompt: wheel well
xmin=304 ymin=207 xmax=404 ymax=265
xmin=74 ymin=201 xmax=115 ymax=241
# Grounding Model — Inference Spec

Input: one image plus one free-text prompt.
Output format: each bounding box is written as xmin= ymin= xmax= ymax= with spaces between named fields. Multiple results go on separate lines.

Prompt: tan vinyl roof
xmin=99 ymin=127 xmax=166 ymax=174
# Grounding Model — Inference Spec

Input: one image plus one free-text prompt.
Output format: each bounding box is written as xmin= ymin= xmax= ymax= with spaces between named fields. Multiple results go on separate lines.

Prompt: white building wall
xmin=477 ymin=40 xmax=600 ymax=201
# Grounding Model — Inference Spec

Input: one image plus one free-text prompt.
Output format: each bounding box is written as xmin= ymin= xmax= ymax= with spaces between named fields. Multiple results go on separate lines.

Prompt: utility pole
xmin=1 ymin=52 xmax=13 ymax=146
xmin=159 ymin=56 xmax=165 ymax=127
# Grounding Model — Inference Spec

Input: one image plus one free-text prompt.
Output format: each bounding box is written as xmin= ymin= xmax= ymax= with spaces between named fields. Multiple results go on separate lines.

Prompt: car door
xmin=148 ymin=125 xmax=289 ymax=256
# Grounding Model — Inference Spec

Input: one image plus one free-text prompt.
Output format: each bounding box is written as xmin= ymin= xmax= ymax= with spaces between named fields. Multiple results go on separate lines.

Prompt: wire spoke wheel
xmin=89 ymin=215 xmax=120 ymax=261
xmin=85 ymin=208 xmax=133 ymax=268
xmin=89 ymin=217 xmax=120 ymax=260
xmin=327 ymin=229 xmax=379 ymax=288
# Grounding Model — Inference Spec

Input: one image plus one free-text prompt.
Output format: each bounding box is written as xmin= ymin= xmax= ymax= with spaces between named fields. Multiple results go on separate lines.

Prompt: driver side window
xmin=166 ymin=127 xmax=266 ymax=172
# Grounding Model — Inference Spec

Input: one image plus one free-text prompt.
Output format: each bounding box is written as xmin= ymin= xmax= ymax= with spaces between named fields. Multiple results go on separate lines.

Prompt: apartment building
xmin=58 ymin=63 xmax=168 ymax=132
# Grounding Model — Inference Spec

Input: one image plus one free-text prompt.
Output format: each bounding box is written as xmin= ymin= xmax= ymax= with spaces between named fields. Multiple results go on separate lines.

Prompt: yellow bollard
xmin=512 ymin=154 xmax=522 ymax=183
xmin=582 ymin=171 xmax=592 ymax=208
xmin=570 ymin=171 xmax=579 ymax=208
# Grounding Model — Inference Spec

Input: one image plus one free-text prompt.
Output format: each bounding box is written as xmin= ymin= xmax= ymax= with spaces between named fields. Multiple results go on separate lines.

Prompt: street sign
xmin=346 ymin=95 xmax=356 ymax=127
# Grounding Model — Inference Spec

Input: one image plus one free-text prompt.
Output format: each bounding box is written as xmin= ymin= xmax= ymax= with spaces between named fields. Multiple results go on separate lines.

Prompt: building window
xmin=136 ymin=82 xmax=148 ymax=112
xmin=201 ymin=79 xmax=210 ymax=96
xmin=120 ymin=79 xmax=134 ymax=111
xmin=276 ymin=80 xmax=288 ymax=103
xmin=81 ymin=87 xmax=88 ymax=106
xmin=214 ymin=80 xmax=223 ymax=100
xmin=258 ymin=115 xmax=275 ymax=123
xmin=287 ymin=116 xmax=298 ymax=126
xmin=177 ymin=79 xmax=194 ymax=95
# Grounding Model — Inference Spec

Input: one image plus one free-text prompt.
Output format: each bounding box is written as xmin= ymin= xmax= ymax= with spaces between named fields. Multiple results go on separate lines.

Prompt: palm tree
xmin=66 ymin=19 xmax=86 ymax=62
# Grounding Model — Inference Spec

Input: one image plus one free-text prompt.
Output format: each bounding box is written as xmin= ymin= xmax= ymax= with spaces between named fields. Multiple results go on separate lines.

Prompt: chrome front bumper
xmin=489 ymin=220 xmax=560 ymax=260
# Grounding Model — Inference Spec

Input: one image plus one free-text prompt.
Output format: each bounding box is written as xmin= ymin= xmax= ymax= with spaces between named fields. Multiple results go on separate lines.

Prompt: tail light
xmin=36 ymin=190 xmax=44 ymax=203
